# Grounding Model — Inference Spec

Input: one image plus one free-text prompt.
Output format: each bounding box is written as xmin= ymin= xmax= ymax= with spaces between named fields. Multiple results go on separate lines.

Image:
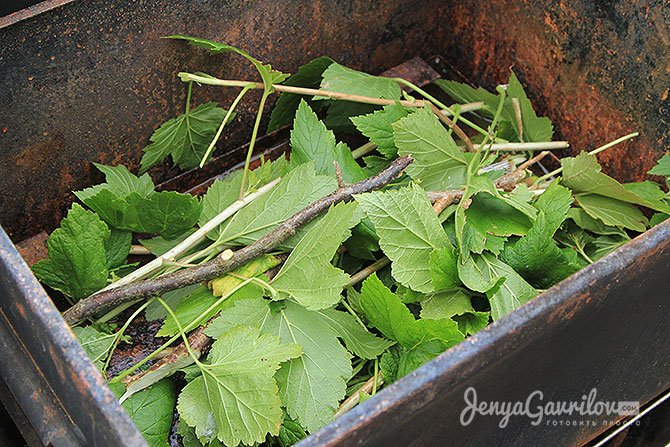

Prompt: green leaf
xmin=210 ymin=255 xmax=280 ymax=297
xmin=105 ymin=229 xmax=132 ymax=269
xmin=649 ymin=154 xmax=670 ymax=176
xmin=278 ymin=416 xmax=308 ymax=447
xmin=429 ymin=247 xmax=461 ymax=290
xmin=198 ymin=171 xmax=244 ymax=240
xmin=73 ymin=326 xmax=117 ymax=371
xmin=501 ymin=212 xmax=580 ymax=289
xmin=271 ymin=202 xmax=357 ymax=309
xmin=466 ymin=192 xmax=533 ymax=237
xmin=217 ymin=162 xmax=337 ymax=246
xmin=393 ymin=106 xmax=469 ymax=190
xmin=32 ymin=204 xmax=110 ymax=302
xmin=420 ymin=289 xmax=473 ymax=320
xmin=467 ymin=253 xmax=537 ymax=320
xmin=396 ymin=339 xmax=447 ymax=378
xmin=343 ymin=219 xmax=380 ymax=260
xmin=380 ymin=345 xmax=403 ymax=383
xmin=566 ymin=208 xmax=627 ymax=236
xmin=623 ymin=181 xmax=666 ymax=202
xmin=356 ymin=183 xmax=452 ymax=292
xmin=350 ymin=104 xmax=410 ymax=158
xmin=145 ymin=284 xmax=200 ymax=321
xmin=562 ymin=152 xmax=670 ymax=214
xmin=157 ymin=282 xmax=263 ymax=337
xmin=650 ymin=212 xmax=670 ymax=227
xmin=290 ymin=100 xmax=366 ymax=184
xmin=576 ymin=194 xmax=648 ymax=232
xmin=533 ymin=182 xmax=574 ymax=233
xmin=138 ymin=229 xmax=198 ymax=257
xmin=505 ymin=71 xmax=554 ymax=142
xmin=318 ymin=62 xmax=401 ymax=100
xmin=207 ymin=299 xmax=353 ymax=433
xmin=325 ymin=101 xmax=380 ymax=133
xmin=458 ymin=253 xmax=535 ymax=318
xmin=268 ymin=57 xmax=335 ymax=132
xmin=140 ymin=102 xmax=230 ymax=171
xmin=453 ymin=312 xmax=490 ymax=336
xmin=110 ymin=380 xmax=176 ymax=447
xmin=177 ymin=325 xmax=301 ymax=446
xmin=359 ymin=274 xmax=464 ymax=348
xmin=76 ymin=164 xmax=155 ymax=202
xmin=315 ymin=308 xmax=394 ymax=359
xmin=433 ymin=79 xmax=500 ymax=110
xmin=78 ymin=178 xmax=202 ymax=239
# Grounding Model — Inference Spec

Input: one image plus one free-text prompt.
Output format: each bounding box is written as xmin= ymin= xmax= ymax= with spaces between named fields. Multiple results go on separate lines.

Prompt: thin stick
xmin=99 ymin=178 xmax=280 ymax=292
xmin=334 ymin=372 xmax=384 ymax=418
xmin=429 ymin=103 xmax=476 ymax=153
xmin=351 ymin=142 xmax=377 ymax=160
xmin=179 ymin=72 xmax=482 ymax=115
xmin=458 ymin=141 xmax=569 ymax=152
xmin=348 ymin=258 xmax=391 ymax=286
xmin=63 ymin=156 xmax=414 ymax=325
xmin=534 ymin=132 xmax=640 ymax=184
xmin=130 ymin=245 xmax=152 ymax=256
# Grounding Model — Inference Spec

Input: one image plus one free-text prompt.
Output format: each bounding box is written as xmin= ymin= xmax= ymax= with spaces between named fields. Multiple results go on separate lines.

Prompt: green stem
xmin=534 ymin=132 xmax=640 ymax=184
xmin=199 ymin=84 xmax=253 ymax=168
xmin=102 ymin=299 xmax=154 ymax=374
xmin=185 ymin=81 xmax=193 ymax=114
xmin=239 ymin=91 xmax=271 ymax=199
xmin=156 ymin=298 xmax=203 ymax=366
xmin=110 ymin=277 xmax=256 ymax=382
xmin=341 ymin=298 xmax=367 ymax=330
xmin=394 ymin=78 xmax=491 ymax=138
xmin=372 ymin=358 xmax=379 ymax=396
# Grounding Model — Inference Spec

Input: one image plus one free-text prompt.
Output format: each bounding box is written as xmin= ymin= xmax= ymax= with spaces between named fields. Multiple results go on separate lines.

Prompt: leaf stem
xmin=239 ymin=91 xmax=271 ymax=199
xmin=179 ymin=72 xmax=482 ymax=113
xmin=102 ymin=299 xmax=154 ymax=374
xmin=199 ymin=84 xmax=253 ymax=168
xmin=340 ymin=297 xmax=367 ymax=330
xmin=347 ymin=257 xmax=391 ymax=286
xmin=458 ymin=141 xmax=569 ymax=152
xmin=394 ymin=77 xmax=492 ymax=138
xmin=185 ymin=81 xmax=193 ymax=114
xmin=372 ymin=358 xmax=379 ymax=395
xmin=334 ymin=372 xmax=384 ymax=418
xmin=534 ymin=132 xmax=640 ymax=184
xmin=351 ymin=142 xmax=377 ymax=160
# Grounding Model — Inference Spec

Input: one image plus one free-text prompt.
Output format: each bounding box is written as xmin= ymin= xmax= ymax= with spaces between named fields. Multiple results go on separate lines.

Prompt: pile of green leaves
xmin=31 ymin=38 xmax=670 ymax=447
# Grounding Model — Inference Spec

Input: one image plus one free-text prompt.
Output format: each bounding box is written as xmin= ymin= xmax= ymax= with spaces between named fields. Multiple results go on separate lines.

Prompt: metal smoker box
xmin=0 ymin=1 xmax=668 ymax=446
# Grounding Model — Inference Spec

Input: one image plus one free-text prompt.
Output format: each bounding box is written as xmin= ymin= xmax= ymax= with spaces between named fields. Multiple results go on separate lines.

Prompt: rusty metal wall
xmin=0 ymin=0 xmax=449 ymax=242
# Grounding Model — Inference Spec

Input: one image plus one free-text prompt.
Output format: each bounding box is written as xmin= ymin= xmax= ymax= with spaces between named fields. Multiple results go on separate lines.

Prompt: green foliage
xmin=359 ymin=274 xmax=463 ymax=349
xmin=73 ymin=325 xmax=119 ymax=371
xmin=271 ymin=202 xmax=358 ymax=309
xmin=278 ymin=416 xmax=309 ymax=447
xmin=350 ymin=104 xmax=410 ymax=158
xmin=207 ymin=299 xmax=353 ymax=433
xmin=290 ymin=100 xmax=367 ymax=184
xmin=419 ymin=289 xmax=473 ymax=320
xmin=356 ymin=183 xmax=452 ymax=292
xmin=75 ymin=164 xmax=201 ymax=239
xmin=318 ymin=62 xmax=401 ymax=100
xmin=177 ymin=325 xmax=301 ymax=446
xmin=649 ymin=154 xmax=670 ymax=176
xmin=393 ymin=106 xmax=469 ymax=190
xmin=32 ymin=204 xmax=110 ymax=303
xmin=110 ymin=380 xmax=177 ymax=447
xmin=268 ymin=57 xmax=334 ymax=132
xmin=140 ymin=102 xmax=231 ymax=171
xmin=216 ymin=162 xmax=336 ymax=245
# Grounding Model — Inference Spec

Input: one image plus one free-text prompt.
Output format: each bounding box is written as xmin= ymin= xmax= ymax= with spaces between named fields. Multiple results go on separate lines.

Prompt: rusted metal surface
xmin=434 ymin=1 xmax=670 ymax=183
xmin=301 ymin=219 xmax=670 ymax=447
xmin=14 ymin=231 xmax=48 ymax=267
xmin=0 ymin=226 xmax=147 ymax=446
xmin=0 ymin=0 xmax=449 ymax=242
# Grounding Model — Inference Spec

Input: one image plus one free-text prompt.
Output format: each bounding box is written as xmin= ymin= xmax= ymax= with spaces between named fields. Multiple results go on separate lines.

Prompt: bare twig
xmin=348 ymin=258 xmax=391 ymax=286
xmin=63 ymin=156 xmax=414 ymax=326
xmin=180 ymin=72 xmax=481 ymax=115
xmin=130 ymin=245 xmax=152 ymax=256
xmin=458 ymin=141 xmax=569 ymax=152
xmin=512 ymin=98 xmax=523 ymax=142
xmin=334 ymin=372 xmax=384 ymax=418
xmin=428 ymin=103 xmax=476 ymax=153
xmin=333 ymin=161 xmax=346 ymax=188
xmin=495 ymin=150 xmax=549 ymax=191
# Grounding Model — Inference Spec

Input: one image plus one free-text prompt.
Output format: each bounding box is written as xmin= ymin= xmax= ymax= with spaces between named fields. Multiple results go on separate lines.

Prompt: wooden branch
xmin=63 ymin=156 xmax=414 ymax=326
xmin=428 ymin=103 xmax=476 ymax=153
